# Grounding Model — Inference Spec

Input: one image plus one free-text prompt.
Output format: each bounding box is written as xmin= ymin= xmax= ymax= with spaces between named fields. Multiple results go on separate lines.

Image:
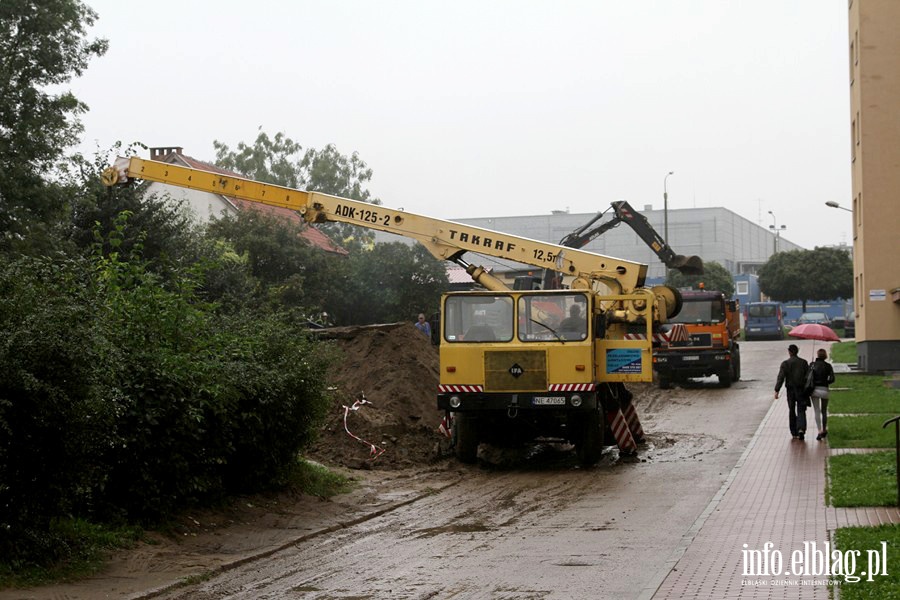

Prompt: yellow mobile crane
xmin=103 ymin=156 xmax=681 ymax=465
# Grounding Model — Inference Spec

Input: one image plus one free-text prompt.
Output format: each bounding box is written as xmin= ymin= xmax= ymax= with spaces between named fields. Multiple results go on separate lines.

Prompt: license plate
xmin=682 ymin=355 xmax=700 ymax=361
xmin=533 ymin=396 xmax=566 ymax=406
xmin=749 ymin=327 xmax=760 ymax=332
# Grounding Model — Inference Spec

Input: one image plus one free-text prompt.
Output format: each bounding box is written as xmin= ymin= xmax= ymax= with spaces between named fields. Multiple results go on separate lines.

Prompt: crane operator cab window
xmin=443 ymin=295 xmax=514 ymax=342
xmin=518 ymin=293 xmax=589 ymax=342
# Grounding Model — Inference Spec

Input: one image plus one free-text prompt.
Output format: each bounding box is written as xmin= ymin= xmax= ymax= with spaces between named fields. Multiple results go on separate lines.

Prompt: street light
xmin=768 ymin=210 xmax=786 ymax=254
xmin=826 ymin=200 xmax=853 ymax=213
xmin=664 ymin=171 xmax=675 ymax=244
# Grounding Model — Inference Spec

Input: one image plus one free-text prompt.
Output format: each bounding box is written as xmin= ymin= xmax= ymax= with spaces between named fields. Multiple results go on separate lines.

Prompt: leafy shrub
xmin=0 ymin=216 xmax=335 ymax=559
xmin=0 ymin=255 xmax=118 ymax=561
xmin=217 ymin=313 xmax=336 ymax=492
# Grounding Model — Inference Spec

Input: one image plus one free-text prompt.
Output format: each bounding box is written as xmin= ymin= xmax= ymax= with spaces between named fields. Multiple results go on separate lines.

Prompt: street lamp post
xmin=768 ymin=210 xmax=787 ymax=254
xmin=826 ymin=200 xmax=853 ymax=213
xmin=664 ymin=171 xmax=675 ymax=244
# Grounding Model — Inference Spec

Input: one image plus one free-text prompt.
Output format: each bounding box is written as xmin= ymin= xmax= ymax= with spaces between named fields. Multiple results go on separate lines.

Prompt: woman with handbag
xmin=810 ymin=348 xmax=836 ymax=440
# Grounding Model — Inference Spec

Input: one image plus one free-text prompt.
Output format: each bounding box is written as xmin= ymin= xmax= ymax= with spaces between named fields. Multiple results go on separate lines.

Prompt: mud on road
xmin=2 ymin=329 xmax=784 ymax=600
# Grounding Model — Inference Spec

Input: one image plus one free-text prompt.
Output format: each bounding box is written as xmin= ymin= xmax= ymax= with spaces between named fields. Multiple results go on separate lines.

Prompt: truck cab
xmin=437 ymin=289 xmax=646 ymax=464
xmin=652 ymin=290 xmax=741 ymax=388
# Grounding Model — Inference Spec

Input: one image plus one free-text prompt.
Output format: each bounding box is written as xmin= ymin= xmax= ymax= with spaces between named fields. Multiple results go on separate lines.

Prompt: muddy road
xmin=142 ymin=341 xmax=784 ymax=600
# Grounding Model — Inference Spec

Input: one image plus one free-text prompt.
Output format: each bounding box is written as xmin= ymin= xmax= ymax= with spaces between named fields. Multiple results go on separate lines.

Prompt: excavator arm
xmin=550 ymin=200 xmax=703 ymax=280
xmin=103 ymin=157 xmax=651 ymax=295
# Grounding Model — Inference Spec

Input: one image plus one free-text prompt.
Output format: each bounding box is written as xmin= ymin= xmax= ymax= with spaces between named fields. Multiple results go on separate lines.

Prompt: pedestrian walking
xmin=774 ymin=344 xmax=810 ymax=440
xmin=809 ymin=348 xmax=836 ymax=441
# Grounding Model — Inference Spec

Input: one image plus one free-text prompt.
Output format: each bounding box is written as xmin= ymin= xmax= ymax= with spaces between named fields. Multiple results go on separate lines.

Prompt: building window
xmin=850 ymin=39 xmax=855 ymax=83
xmin=851 ymin=119 xmax=856 ymax=161
xmin=855 ymin=30 xmax=859 ymax=65
xmin=859 ymin=272 xmax=864 ymax=310
xmin=736 ymin=281 xmax=749 ymax=296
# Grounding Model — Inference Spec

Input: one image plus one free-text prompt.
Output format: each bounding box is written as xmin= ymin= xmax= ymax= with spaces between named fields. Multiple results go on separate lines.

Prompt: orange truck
xmin=651 ymin=289 xmax=741 ymax=388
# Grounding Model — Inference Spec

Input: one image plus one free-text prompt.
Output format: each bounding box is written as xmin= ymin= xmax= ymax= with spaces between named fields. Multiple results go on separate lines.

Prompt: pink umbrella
xmin=788 ymin=323 xmax=841 ymax=342
xmin=788 ymin=323 xmax=841 ymax=359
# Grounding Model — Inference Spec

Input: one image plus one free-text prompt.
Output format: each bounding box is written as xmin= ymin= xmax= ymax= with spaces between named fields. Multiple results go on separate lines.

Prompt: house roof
xmin=447 ymin=265 xmax=487 ymax=284
xmin=155 ymin=149 xmax=348 ymax=256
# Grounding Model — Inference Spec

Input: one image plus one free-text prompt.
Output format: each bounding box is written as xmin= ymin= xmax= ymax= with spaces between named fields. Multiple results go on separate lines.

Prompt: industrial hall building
xmin=447 ymin=204 xmax=803 ymax=283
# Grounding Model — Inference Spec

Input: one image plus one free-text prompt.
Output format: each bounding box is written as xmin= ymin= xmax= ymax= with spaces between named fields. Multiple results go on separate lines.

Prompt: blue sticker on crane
xmin=606 ymin=348 xmax=643 ymax=374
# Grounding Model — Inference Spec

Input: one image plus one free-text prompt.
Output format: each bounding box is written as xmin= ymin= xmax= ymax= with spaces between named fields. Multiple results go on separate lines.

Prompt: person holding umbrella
xmin=785 ymin=321 xmax=841 ymax=440
xmin=775 ymin=344 xmax=810 ymax=440
xmin=809 ymin=348 xmax=836 ymax=440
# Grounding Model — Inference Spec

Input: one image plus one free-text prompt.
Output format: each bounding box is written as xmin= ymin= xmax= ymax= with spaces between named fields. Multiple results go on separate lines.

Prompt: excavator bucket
xmin=669 ymin=254 xmax=704 ymax=276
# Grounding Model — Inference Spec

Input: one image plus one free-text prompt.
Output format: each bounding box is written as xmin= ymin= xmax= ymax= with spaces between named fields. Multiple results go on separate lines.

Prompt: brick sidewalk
xmin=646 ymin=394 xmax=900 ymax=599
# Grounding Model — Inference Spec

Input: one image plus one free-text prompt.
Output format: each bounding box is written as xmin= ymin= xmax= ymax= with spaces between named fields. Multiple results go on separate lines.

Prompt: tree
xmin=205 ymin=213 xmax=448 ymax=325
xmin=213 ymin=130 xmax=380 ymax=250
xmin=0 ymin=0 xmax=108 ymax=248
xmin=666 ymin=260 xmax=735 ymax=298
xmin=334 ymin=242 xmax=448 ymax=325
xmin=212 ymin=130 xmax=305 ymax=189
xmin=204 ymin=209 xmax=346 ymax=316
xmin=758 ymin=247 xmax=853 ymax=312
xmin=66 ymin=147 xmax=203 ymax=272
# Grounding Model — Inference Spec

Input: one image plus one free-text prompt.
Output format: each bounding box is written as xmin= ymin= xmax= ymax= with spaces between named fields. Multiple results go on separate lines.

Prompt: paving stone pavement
xmin=646 ymin=393 xmax=900 ymax=599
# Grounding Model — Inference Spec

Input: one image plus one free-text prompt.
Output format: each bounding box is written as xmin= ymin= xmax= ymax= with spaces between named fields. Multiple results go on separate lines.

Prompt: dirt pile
xmin=306 ymin=323 xmax=447 ymax=470
xmin=304 ymin=323 xmax=662 ymax=471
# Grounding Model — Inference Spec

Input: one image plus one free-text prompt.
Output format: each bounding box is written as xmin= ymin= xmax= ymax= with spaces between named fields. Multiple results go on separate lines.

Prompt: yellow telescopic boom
xmin=103 ymin=157 xmax=649 ymax=294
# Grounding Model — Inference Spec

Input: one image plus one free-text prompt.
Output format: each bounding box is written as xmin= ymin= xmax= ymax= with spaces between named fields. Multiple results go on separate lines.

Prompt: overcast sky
xmin=72 ymin=0 xmax=852 ymax=250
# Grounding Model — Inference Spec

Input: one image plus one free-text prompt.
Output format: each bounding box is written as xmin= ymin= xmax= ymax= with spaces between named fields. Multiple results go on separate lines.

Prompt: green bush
xmin=0 ymin=232 xmax=335 ymax=560
xmin=0 ymin=256 xmax=119 ymax=561
xmin=218 ymin=315 xmax=336 ymax=492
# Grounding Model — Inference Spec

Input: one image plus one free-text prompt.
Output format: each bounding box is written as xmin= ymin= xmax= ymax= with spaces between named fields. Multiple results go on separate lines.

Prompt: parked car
xmin=844 ymin=311 xmax=855 ymax=337
xmin=797 ymin=312 xmax=832 ymax=325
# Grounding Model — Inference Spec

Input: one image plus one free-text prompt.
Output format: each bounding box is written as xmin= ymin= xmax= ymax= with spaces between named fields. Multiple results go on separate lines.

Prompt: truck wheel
xmin=576 ymin=410 xmax=604 ymax=466
xmin=453 ymin=413 xmax=478 ymax=464
xmin=718 ymin=370 xmax=732 ymax=387
xmin=733 ymin=347 xmax=741 ymax=382
xmin=658 ymin=373 xmax=672 ymax=390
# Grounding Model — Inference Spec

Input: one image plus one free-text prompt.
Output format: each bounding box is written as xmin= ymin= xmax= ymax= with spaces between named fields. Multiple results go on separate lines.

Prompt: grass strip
xmin=289 ymin=458 xmax=354 ymax=498
xmin=830 ymin=374 xmax=900 ymax=415
xmin=828 ymin=415 xmax=900 ymax=448
xmin=0 ymin=519 xmax=143 ymax=589
xmin=830 ymin=341 xmax=857 ymax=364
xmin=827 ymin=452 xmax=898 ymax=507
xmin=833 ymin=524 xmax=900 ymax=599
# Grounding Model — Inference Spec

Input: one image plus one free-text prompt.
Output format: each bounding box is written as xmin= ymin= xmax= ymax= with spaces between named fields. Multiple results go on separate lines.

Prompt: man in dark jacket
xmin=775 ymin=344 xmax=810 ymax=440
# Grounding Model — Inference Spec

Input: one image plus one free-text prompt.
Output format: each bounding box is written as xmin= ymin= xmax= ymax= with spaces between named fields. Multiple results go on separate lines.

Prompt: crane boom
xmin=103 ymin=157 xmax=648 ymax=294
